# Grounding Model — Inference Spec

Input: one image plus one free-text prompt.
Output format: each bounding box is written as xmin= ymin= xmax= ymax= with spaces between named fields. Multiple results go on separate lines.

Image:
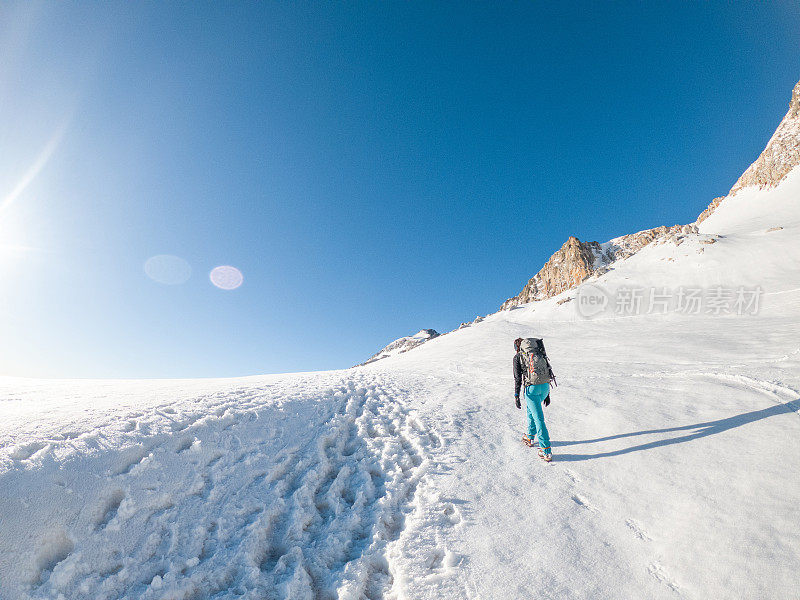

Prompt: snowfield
xmin=2 ymin=173 xmax=800 ymax=599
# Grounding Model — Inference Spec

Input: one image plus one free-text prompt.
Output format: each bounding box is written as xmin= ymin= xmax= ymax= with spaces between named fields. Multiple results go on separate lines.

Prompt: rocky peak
xmin=728 ymin=78 xmax=800 ymax=196
xmin=500 ymin=224 xmax=698 ymax=310
xmin=499 ymin=237 xmax=601 ymax=310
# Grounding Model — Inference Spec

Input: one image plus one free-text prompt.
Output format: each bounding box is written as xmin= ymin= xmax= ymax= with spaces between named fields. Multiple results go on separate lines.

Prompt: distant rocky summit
xmin=695 ymin=81 xmax=799 ymax=223
xmin=359 ymin=329 xmax=440 ymax=366
xmin=499 ymin=224 xmax=698 ymax=309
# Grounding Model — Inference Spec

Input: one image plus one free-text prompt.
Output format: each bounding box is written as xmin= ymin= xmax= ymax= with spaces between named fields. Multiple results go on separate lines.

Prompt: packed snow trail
xmin=0 ymin=373 xmax=466 ymax=599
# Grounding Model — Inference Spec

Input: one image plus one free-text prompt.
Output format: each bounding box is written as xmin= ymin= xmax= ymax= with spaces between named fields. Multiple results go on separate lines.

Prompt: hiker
xmin=513 ymin=337 xmax=555 ymax=462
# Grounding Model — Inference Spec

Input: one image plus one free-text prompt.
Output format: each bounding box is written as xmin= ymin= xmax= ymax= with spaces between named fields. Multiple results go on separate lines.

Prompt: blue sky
xmin=1 ymin=2 xmax=798 ymax=378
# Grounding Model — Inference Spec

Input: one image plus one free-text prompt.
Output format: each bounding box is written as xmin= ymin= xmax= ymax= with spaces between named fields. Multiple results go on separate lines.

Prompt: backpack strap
xmin=538 ymin=339 xmax=557 ymax=387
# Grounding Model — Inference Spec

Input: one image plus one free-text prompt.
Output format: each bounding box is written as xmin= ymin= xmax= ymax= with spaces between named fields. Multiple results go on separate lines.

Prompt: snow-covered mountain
xmin=2 ymin=79 xmax=799 ymax=600
xmin=358 ymin=329 xmax=440 ymax=366
xmin=499 ymin=224 xmax=699 ymax=309
xmin=500 ymin=78 xmax=800 ymax=311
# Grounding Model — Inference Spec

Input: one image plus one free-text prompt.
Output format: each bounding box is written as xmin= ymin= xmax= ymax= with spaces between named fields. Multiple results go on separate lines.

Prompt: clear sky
xmin=1 ymin=2 xmax=798 ymax=378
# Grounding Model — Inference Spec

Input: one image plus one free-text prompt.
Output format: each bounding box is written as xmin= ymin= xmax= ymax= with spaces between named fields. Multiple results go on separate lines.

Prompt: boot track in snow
xmin=24 ymin=375 xmax=453 ymax=600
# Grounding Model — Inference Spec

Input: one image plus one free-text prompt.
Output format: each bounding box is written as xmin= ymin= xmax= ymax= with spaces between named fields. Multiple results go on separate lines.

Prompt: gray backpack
xmin=519 ymin=338 xmax=555 ymax=387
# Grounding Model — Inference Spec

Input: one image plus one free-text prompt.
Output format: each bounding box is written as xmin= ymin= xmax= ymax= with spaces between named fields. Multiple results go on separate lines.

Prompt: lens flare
xmin=144 ymin=255 xmax=192 ymax=285
xmin=0 ymin=120 xmax=69 ymax=215
xmin=209 ymin=265 xmax=243 ymax=290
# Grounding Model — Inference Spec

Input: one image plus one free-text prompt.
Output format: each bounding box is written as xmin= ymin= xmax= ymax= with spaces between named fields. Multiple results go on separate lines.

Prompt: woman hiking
xmin=513 ymin=337 xmax=554 ymax=462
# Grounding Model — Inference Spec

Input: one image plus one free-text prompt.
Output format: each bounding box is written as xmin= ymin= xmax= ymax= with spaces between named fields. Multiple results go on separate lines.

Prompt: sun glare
xmin=0 ymin=217 xmax=35 ymax=265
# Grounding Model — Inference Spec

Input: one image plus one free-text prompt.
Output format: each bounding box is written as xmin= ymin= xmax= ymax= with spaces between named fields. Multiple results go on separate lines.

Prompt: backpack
xmin=518 ymin=338 xmax=556 ymax=387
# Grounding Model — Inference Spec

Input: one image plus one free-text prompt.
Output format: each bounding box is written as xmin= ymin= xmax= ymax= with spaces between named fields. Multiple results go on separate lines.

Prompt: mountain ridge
xmin=499 ymin=77 xmax=800 ymax=311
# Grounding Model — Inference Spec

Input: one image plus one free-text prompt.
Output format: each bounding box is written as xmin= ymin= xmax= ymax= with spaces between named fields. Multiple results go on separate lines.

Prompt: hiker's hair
xmin=514 ymin=338 xmax=522 ymax=352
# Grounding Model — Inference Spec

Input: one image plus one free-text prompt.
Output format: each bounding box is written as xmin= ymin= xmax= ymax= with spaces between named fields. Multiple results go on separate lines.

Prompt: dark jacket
xmin=513 ymin=352 xmax=524 ymax=398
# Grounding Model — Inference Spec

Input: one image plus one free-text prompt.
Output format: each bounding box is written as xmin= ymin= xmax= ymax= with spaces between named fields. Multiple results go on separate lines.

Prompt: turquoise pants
xmin=525 ymin=383 xmax=551 ymax=453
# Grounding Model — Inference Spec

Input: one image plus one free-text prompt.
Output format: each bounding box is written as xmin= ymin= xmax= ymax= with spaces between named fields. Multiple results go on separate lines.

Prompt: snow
xmin=1 ymin=171 xmax=800 ymax=598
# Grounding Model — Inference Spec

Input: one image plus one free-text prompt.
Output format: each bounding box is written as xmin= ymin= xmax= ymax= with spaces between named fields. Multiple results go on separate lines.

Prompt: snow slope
xmin=1 ymin=174 xmax=799 ymax=599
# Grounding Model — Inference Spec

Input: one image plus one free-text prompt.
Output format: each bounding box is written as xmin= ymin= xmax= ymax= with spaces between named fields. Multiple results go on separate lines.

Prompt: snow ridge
xmin=728 ymin=78 xmax=800 ymax=196
xmin=498 ymin=78 xmax=800 ymax=312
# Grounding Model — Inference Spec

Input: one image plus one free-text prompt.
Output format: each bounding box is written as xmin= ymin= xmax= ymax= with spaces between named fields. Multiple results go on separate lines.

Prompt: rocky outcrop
xmin=358 ymin=329 xmax=440 ymax=366
xmin=499 ymin=237 xmax=602 ymax=310
xmin=697 ymin=197 xmax=725 ymax=224
xmin=607 ymin=224 xmax=696 ymax=260
xmin=500 ymin=224 xmax=697 ymax=309
xmin=692 ymin=79 xmax=799 ymax=224
xmin=729 ymin=79 xmax=800 ymax=196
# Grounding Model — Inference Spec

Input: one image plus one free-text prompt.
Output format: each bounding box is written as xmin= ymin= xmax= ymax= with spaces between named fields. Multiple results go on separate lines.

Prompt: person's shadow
xmin=552 ymin=398 xmax=800 ymax=462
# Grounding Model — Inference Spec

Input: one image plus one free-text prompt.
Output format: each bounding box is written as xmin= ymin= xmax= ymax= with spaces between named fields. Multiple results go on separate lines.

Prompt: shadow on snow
xmin=552 ymin=398 xmax=800 ymax=462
